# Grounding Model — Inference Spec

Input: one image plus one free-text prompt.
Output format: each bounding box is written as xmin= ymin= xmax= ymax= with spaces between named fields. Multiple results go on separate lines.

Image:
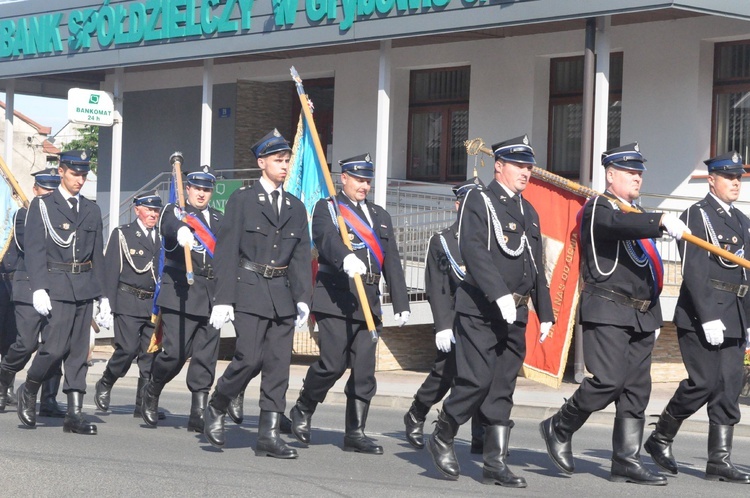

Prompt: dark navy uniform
xmin=202 ymin=130 xmax=312 ymax=455
xmin=24 ymin=189 xmax=104 ymax=391
xmin=645 ymin=152 xmax=750 ymax=483
xmin=211 ymin=181 xmax=311 ymax=410
xmin=0 ymin=209 xmax=21 ymax=360
xmin=15 ymin=150 xmax=105 ymax=436
xmin=289 ymin=153 xmax=410 ymax=455
xmin=427 ymin=136 xmax=553 ymax=485
xmin=0 ymin=206 xmax=21 ymax=408
xmin=404 ymin=179 xmax=485 ymax=451
xmin=101 ymin=222 xmax=159 ymax=380
xmin=94 ymin=191 xmax=163 ymax=418
xmin=142 ymin=199 xmax=223 ymax=423
xmin=0 ymin=169 xmax=66 ymax=416
xmin=540 ymin=142 xmax=674 ymax=485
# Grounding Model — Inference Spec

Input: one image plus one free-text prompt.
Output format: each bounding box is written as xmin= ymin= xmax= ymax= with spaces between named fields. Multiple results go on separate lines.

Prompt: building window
xmin=407 ymin=67 xmax=470 ymax=182
xmin=548 ymin=53 xmax=623 ymax=177
xmin=713 ymin=41 xmax=750 ymax=162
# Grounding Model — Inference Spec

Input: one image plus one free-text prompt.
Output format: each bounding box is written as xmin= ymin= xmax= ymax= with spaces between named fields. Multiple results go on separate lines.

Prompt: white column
xmin=201 ymin=59 xmax=214 ymax=167
xmin=591 ymin=16 xmax=611 ymax=192
xmin=374 ymin=40 xmax=392 ymax=208
xmin=4 ymin=79 xmax=14 ymax=170
xmin=108 ymin=67 xmax=124 ymax=235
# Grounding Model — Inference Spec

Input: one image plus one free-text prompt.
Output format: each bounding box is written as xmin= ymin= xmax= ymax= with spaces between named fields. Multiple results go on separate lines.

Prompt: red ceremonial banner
xmin=521 ymin=178 xmax=585 ymax=388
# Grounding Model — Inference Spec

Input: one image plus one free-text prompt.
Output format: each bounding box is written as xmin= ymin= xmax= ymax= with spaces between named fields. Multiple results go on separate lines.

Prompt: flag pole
xmin=290 ymin=66 xmax=380 ymax=343
xmin=465 ymin=137 xmax=750 ymax=270
xmin=0 ymin=153 xmax=29 ymax=208
xmin=170 ymin=152 xmax=195 ymax=285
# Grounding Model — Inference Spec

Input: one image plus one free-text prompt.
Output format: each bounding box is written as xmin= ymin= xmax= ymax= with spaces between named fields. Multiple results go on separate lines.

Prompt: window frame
xmin=547 ymin=53 xmax=623 ymax=179
xmin=711 ymin=40 xmax=750 ymax=165
xmin=407 ymin=66 xmax=470 ymax=183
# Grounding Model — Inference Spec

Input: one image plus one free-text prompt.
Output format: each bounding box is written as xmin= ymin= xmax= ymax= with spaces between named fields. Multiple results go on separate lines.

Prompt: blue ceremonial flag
xmin=150 ymin=174 xmax=177 ymax=320
xmin=0 ymin=172 xmax=19 ymax=262
xmin=285 ymin=113 xmax=326 ymax=245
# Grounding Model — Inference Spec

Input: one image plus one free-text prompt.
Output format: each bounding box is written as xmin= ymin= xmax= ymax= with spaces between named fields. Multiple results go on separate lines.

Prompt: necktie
xmin=356 ymin=202 xmax=371 ymax=226
xmin=270 ymin=190 xmax=280 ymax=221
xmin=68 ymin=198 xmax=78 ymax=220
xmin=146 ymin=228 xmax=155 ymax=249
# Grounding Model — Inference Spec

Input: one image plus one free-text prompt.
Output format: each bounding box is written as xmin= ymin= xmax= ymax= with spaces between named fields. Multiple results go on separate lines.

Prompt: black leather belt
xmin=118 ymin=282 xmax=155 ymax=300
xmin=583 ymin=284 xmax=651 ymax=312
xmin=239 ymin=258 xmax=287 ymax=278
xmin=512 ymin=293 xmax=531 ymax=308
xmin=0 ymin=272 xmax=13 ymax=282
xmin=48 ymin=261 xmax=92 ymax=274
xmin=163 ymin=260 xmax=215 ymax=279
xmin=317 ymin=263 xmax=381 ymax=285
xmin=710 ymin=279 xmax=749 ymax=298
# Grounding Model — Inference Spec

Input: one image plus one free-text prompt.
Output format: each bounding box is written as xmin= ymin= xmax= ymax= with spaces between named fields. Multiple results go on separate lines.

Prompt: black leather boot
xmin=539 ymin=398 xmax=591 ymax=474
xmin=471 ymin=416 xmax=485 ymax=455
xmin=94 ymin=369 xmax=117 ymax=412
xmin=63 ymin=391 xmax=97 ymax=435
xmin=610 ymin=417 xmax=667 ymax=485
xmin=644 ymin=409 xmax=683 ymax=475
xmin=227 ymin=390 xmax=244 ymax=425
xmin=4 ymin=372 xmax=17 ymax=407
xmin=343 ymin=398 xmax=383 ymax=454
xmin=290 ymin=389 xmax=317 ymax=445
xmin=39 ymin=374 xmax=66 ymax=418
xmin=280 ymin=412 xmax=292 ymax=434
xmin=134 ymin=378 xmax=165 ymax=420
xmin=256 ymin=410 xmax=298 ymax=459
xmin=0 ymin=368 xmax=15 ymax=411
xmin=482 ymin=424 xmax=526 ymax=487
xmin=203 ymin=391 xmax=231 ymax=448
xmin=140 ymin=380 xmax=163 ymax=427
xmin=705 ymin=424 xmax=750 ymax=483
xmin=187 ymin=392 xmax=208 ymax=433
xmin=17 ymin=378 xmax=41 ymax=427
xmin=427 ymin=410 xmax=460 ymax=480
xmin=403 ymin=398 xmax=430 ymax=449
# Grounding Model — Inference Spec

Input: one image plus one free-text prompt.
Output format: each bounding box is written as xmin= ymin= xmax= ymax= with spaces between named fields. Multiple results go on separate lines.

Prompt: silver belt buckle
xmin=262 ymin=265 xmax=275 ymax=278
xmin=70 ymin=262 xmax=81 ymax=274
xmin=738 ymin=285 xmax=748 ymax=298
xmin=639 ymin=300 xmax=651 ymax=313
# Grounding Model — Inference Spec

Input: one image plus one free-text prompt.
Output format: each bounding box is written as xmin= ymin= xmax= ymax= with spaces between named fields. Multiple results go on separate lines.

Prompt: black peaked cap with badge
xmin=133 ymin=190 xmax=163 ymax=209
xmin=186 ymin=165 xmax=217 ymax=189
xmin=340 ymin=153 xmax=374 ymax=179
xmin=31 ymin=168 xmax=61 ymax=190
xmin=492 ymin=135 xmax=536 ymax=165
xmin=452 ymin=177 xmax=485 ymax=200
xmin=601 ymin=142 xmax=647 ymax=171
xmin=705 ymin=151 xmax=744 ymax=175
xmin=59 ymin=149 xmax=92 ymax=173
xmin=251 ymin=129 xmax=292 ymax=159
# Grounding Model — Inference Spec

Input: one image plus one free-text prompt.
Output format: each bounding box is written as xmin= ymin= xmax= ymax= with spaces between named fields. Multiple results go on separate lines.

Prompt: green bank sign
xmin=0 ymin=0 xmax=466 ymax=59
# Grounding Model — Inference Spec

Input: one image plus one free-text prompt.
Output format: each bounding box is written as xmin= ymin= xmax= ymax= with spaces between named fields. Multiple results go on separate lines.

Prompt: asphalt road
xmin=1 ymin=387 xmax=749 ymax=497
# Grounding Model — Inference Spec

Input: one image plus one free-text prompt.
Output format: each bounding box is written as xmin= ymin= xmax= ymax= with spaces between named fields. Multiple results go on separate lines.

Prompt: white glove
xmin=177 ymin=226 xmax=196 ymax=248
xmin=495 ymin=294 xmax=517 ymax=324
xmin=539 ymin=322 xmax=553 ymax=343
xmin=32 ymin=289 xmax=52 ymax=316
xmin=435 ymin=329 xmax=455 ymax=353
xmin=394 ymin=310 xmax=411 ymax=327
xmin=701 ymin=319 xmax=725 ymax=346
xmin=210 ymin=304 xmax=234 ymax=330
xmin=342 ymin=254 xmax=367 ymax=278
xmin=654 ymin=328 xmax=661 ymax=341
xmin=295 ymin=302 xmax=310 ymax=328
xmin=95 ymin=298 xmax=113 ymax=329
xmin=746 ymin=327 xmax=750 ymax=344
xmin=661 ymin=214 xmax=691 ymax=241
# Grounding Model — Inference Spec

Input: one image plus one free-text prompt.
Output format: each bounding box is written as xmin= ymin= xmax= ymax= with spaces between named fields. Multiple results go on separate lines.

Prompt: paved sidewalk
xmin=83 ymin=347 xmax=750 ymax=437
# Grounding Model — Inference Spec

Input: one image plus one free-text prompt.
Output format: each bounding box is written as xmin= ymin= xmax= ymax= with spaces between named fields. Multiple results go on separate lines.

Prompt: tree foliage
xmin=63 ymin=125 xmax=100 ymax=174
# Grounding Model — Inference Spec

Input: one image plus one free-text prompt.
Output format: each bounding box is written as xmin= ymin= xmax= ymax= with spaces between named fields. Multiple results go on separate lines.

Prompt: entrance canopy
xmin=1 ymin=1 xmax=748 ymax=96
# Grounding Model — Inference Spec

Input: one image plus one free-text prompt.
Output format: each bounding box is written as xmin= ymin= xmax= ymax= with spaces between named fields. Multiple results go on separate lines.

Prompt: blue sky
xmin=0 ymin=93 xmax=70 ymax=137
